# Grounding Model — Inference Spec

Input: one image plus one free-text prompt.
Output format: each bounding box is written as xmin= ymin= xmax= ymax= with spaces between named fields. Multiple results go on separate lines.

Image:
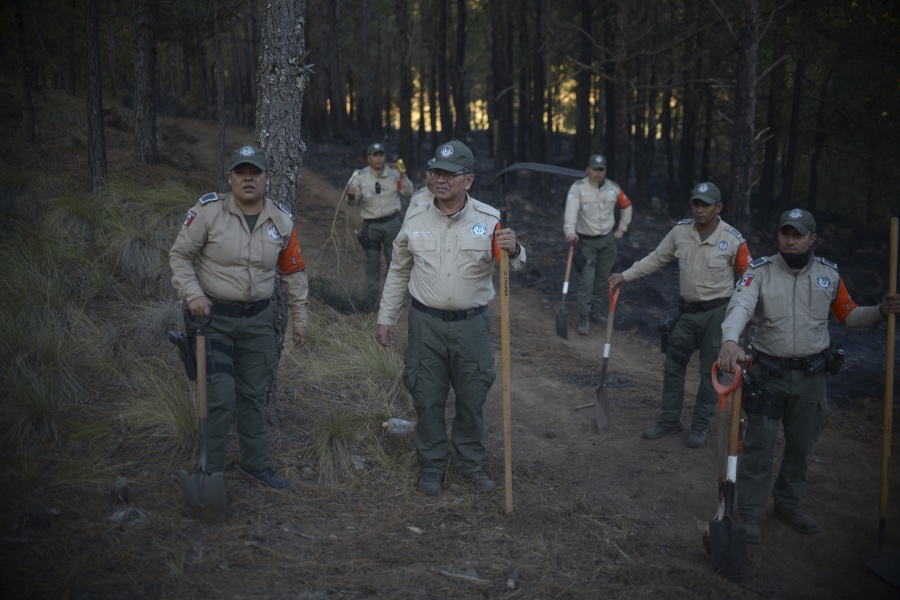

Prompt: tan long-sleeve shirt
xmin=348 ymin=165 xmax=413 ymax=220
xmin=622 ymin=218 xmax=751 ymax=303
xmin=721 ymin=253 xmax=883 ymax=358
xmin=377 ymin=195 xmax=526 ymax=325
xmin=169 ymin=192 xmax=309 ymax=328
xmin=563 ymin=177 xmax=632 ymax=237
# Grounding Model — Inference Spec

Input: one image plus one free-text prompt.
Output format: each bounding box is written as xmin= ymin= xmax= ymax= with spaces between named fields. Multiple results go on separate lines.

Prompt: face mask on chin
xmin=780 ymin=250 xmax=811 ymax=269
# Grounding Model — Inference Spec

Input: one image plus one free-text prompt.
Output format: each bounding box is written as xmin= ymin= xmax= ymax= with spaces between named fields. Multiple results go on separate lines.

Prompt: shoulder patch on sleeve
xmin=677 ymin=218 xmax=694 ymax=225
xmin=198 ymin=192 xmax=220 ymax=205
xmin=749 ymin=256 xmax=770 ymax=269
xmin=277 ymin=203 xmax=293 ymax=218
xmin=816 ymin=256 xmax=839 ymax=271
xmin=727 ymin=226 xmax=744 ymax=240
xmin=471 ymin=199 xmax=501 ymax=220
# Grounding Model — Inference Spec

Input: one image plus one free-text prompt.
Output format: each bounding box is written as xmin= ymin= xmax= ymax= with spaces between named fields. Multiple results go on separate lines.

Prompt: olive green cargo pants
xmin=402 ymin=307 xmax=496 ymax=476
xmin=658 ymin=304 xmax=725 ymax=430
xmin=363 ymin=213 xmax=402 ymax=301
xmin=576 ymin=233 xmax=617 ymax=317
xmin=737 ymin=368 xmax=828 ymax=518
xmin=203 ymin=306 xmax=276 ymax=474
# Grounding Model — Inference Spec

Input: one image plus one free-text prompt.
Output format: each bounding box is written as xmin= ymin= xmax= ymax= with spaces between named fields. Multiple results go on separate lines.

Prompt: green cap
xmin=229 ymin=145 xmax=268 ymax=171
xmin=588 ymin=154 xmax=606 ymax=170
xmin=778 ymin=208 xmax=817 ymax=234
xmin=367 ymin=142 xmax=386 ymax=155
xmin=432 ymin=140 xmax=474 ymax=172
xmin=690 ymin=182 xmax=721 ymax=204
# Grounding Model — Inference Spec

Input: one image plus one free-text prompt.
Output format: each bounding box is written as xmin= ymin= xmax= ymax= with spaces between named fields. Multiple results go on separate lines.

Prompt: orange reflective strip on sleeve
xmin=492 ymin=222 xmax=501 ymax=263
xmin=617 ymin=189 xmax=632 ymax=209
xmin=735 ymin=243 xmax=752 ymax=276
xmin=278 ymin=228 xmax=306 ymax=274
xmin=829 ymin=277 xmax=857 ymax=324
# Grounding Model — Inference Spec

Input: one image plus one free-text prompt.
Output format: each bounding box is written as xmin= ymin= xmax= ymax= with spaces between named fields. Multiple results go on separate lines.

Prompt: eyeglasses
xmin=428 ymin=169 xmax=470 ymax=181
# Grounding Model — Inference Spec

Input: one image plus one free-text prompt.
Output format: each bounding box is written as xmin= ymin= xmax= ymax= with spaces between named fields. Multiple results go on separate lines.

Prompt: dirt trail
xmin=163 ymin=117 xmax=900 ymax=599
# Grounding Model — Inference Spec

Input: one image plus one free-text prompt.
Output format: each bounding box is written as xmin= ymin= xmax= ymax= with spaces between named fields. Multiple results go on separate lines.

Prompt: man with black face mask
xmin=718 ymin=208 xmax=900 ymax=545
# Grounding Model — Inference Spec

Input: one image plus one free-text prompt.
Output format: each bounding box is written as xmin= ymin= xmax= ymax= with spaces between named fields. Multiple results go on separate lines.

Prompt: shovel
xmin=864 ymin=216 xmax=900 ymax=586
xmin=179 ymin=316 xmax=228 ymax=522
xmin=555 ymin=245 xmax=576 ymax=339
xmin=593 ymin=281 xmax=621 ymax=432
xmin=705 ymin=362 xmax=747 ymax=582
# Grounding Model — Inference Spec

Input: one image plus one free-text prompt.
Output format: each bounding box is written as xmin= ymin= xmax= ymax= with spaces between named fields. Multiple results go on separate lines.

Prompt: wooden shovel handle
xmin=563 ymin=245 xmax=575 ymax=285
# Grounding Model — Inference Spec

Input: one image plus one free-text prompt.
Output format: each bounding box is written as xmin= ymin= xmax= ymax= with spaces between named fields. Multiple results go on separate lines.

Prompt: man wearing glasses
xmin=375 ymin=140 xmax=525 ymax=496
xmin=346 ymin=142 xmax=413 ymax=307
xmin=563 ymin=154 xmax=633 ymax=335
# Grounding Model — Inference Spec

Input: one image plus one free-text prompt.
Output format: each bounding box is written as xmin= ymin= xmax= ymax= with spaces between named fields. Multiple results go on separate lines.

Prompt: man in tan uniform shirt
xmin=611 ymin=182 xmax=751 ymax=448
xmin=346 ymin=142 xmax=413 ymax=305
xmin=170 ymin=145 xmax=308 ymax=489
xmin=718 ymin=208 xmax=900 ymax=543
xmin=564 ymin=154 xmax=633 ymax=335
xmin=375 ymin=140 xmax=524 ymax=496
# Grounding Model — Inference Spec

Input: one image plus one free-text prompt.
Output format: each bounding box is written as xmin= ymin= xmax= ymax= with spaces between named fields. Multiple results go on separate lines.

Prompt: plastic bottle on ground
xmin=383 ymin=418 xmax=415 ymax=435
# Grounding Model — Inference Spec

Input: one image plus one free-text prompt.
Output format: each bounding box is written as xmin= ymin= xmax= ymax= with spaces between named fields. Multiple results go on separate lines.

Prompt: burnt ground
xmin=2 ymin=115 xmax=900 ymax=599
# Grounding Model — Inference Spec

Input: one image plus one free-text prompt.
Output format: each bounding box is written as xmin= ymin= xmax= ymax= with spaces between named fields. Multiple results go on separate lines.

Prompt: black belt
xmin=210 ymin=298 xmax=270 ymax=318
xmin=679 ymin=296 xmax=730 ymax=314
xmin=364 ymin=211 xmax=400 ymax=224
xmin=755 ymin=351 xmax=826 ymax=372
xmin=576 ymin=231 xmax=609 ymax=240
xmin=412 ymin=298 xmax=488 ymax=322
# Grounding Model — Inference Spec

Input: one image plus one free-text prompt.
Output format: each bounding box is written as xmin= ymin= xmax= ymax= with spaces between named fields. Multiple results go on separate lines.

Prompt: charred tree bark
xmin=758 ymin=55 xmax=784 ymax=227
xmin=573 ymin=0 xmax=593 ymax=167
xmin=256 ymin=0 xmax=311 ymax=417
xmin=452 ymin=0 xmax=468 ymax=138
xmin=132 ymin=0 xmax=160 ymax=164
xmin=86 ymin=0 xmax=108 ymax=193
xmin=437 ymin=0 xmax=453 ymax=135
xmin=605 ymin=0 xmax=630 ymax=183
xmin=397 ymin=0 xmax=413 ymax=161
xmin=490 ymin=0 xmax=515 ymax=170
xmin=12 ymin=0 xmax=34 ymax=143
xmin=214 ymin=0 xmax=226 ymax=187
xmin=781 ymin=59 xmax=805 ymax=211
xmin=729 ymin=0 xmax=760 ymax=233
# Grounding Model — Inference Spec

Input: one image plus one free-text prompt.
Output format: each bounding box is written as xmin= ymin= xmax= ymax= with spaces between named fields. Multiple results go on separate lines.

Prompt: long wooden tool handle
xmin=501 ymin=248 xmax=513 ymax=515
xmin=563 ymin=245 xmax=575 ymax=287
xmin=879 ymin=217 xmax=897 ymax=550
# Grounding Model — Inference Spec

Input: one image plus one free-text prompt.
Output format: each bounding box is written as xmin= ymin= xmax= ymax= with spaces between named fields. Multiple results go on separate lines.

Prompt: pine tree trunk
xmin=132 ymin=0 xmax=160 ymax=164
xmin=730 ymin=0 xmax=760 ymax=233
xmin=256 ymin=0 xmax=311 ymax=419
xmin=12 ymin=0 xmax=34 ymax=143
xmin=86 ymin=0 xmax=108 ymax=193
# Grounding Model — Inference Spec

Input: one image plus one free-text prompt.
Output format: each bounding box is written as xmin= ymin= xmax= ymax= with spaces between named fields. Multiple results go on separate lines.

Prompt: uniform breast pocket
xmin=810 ymin=285 xmax=834 ymax=326
xmin=409 ymin=237 xmax=439 ymax=283
xmin=258 ymin=235 xmax=281 ymax=270
xmin=702 ymin=255 xmax=731 ymax=285
xmin=458 ymin=237 xmax=492 ymax=280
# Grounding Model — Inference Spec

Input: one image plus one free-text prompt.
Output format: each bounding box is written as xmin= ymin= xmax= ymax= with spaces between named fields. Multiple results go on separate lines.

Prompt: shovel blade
xmin=179 ymin=469 xmax=228 ymax=523
xmin=555 ymin=310 xmax=568 ymax=339
xmin=594 ymin=380 xmax=612 ymax=432
xmin=708 ymin=515 xmax=747 ymax=582
xmin=864 ymin=548 xmax=900 ymax=588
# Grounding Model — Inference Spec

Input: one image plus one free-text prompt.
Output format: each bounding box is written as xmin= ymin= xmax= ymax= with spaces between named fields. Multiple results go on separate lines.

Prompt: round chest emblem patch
xmin=472 ymin=223 xmax=487 ymax=236
xmin=718 ymin=240 xmax=729 ymax=251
